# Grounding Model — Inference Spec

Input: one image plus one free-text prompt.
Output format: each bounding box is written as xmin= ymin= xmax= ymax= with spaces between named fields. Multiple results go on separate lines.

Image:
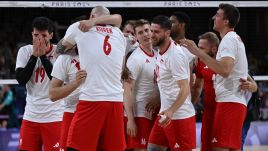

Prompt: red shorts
xmin=124 ymin=117 xmax=154 ymax=149
xmin=211 ymin=102 xmax=247 ymax=150
xmin=67 ymin=101 xmax=126 ymax=151
xmin=201 ymin=110 xmax=215 ymax=151
xmin=19 ymin=120 xmax=61 ymax=151
xmin=60 ymin=112 xmax=74 ymax=151
xmin=148 ymin=116 xmax=196 ymax=151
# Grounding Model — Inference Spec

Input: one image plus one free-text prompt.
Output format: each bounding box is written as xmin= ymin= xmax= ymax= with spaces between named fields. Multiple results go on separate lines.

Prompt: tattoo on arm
xmin=56 ymin=39 xmax=67 ymax=54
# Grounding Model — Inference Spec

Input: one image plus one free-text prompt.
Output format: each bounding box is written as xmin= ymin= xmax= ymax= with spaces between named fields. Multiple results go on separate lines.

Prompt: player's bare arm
xmin=180 ymin=39 xmax=234 ymax=77
xmin=49 ymin=70 xmax=87 ymax=101
xmin=123 ymin=79 xmax=138 ymax=137
xmin=79 ymin=14 xmax=122 ymax=32
xmin=145 ymin=86 xmax=160 ymax=113
xmin=159 ymin=79 xmax=190 ymax=127
xmin=191 ymin=77 xmax=204 ymax=104
xmin=56 ymin=38 xmax=75 ymax=54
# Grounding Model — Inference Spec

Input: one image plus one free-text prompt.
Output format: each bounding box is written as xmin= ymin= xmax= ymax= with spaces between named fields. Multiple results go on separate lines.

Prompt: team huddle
xmin=15 ymin=4 xmax=257 ymax=151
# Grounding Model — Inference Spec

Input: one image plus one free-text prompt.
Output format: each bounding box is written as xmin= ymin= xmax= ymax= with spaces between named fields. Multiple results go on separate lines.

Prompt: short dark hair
xmin=124 ymin=20 xmax=136 ymax=28
xmin=219 ymin=3 xmax=240 ymax=28
xmin=198 ymin=32 xmax=219 ymax=47
xmin=151 ymin=15 xmax=171 ymax=30
xmin=32 ymin=17 xmax=54 ymax=33
xmin=171 ymin=11 xmax=191 ymax=31
xmin=133 ymin=19 xmax=150 ymax=33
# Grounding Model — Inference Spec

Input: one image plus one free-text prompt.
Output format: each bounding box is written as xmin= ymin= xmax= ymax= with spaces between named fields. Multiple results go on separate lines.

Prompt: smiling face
xmin=151 ymin=23 xmax=168 ymax=47
xmin=135 ymin=24 xmax=152 ymax=46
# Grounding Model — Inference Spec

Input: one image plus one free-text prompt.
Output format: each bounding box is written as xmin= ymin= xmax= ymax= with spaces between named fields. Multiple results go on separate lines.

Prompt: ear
xmin=224 ymin=19 xmax=229 ymax=26
xmin=49 ymin=32 xmax=54 ymax=40
xmin=165 ymin=30 xmax=171 ymax=37
xmin=90 ymin=14 xmax=96 ymax=19
xmin=212 ymin=46 xmax=217 ymax=54
xmin=180 ymin=22 xmax=186 ymax=29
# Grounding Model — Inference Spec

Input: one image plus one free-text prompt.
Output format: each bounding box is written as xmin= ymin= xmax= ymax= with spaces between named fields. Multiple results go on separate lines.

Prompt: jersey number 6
xmin=103 ymin=35 xmax=112 ymax=55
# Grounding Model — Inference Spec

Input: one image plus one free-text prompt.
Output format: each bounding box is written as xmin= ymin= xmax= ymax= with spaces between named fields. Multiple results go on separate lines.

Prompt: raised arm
xmin=180 ymin=39 xmax=234 ymax=78
xmin=79 ymin=14 xmax=122 ymax=32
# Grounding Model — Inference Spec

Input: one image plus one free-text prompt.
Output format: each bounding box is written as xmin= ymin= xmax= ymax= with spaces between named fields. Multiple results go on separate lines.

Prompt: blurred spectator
xmin=0 ymin=84 xmax=19 ymax=128
xmin=122 ymin=20 xmax=139 ymax=55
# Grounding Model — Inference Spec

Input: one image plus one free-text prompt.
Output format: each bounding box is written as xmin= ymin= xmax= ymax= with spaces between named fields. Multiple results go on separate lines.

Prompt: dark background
xmin=0 ymin=3 xmax=268 ymax=78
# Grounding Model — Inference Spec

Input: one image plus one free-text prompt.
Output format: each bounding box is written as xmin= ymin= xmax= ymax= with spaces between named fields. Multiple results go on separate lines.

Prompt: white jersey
xmin=171 ymin=38 xmax=195 ymax=64
xmin=126 ymin=46 xmax=157 ymax=119
xmin=181 ymin=46 xmax=195 ymax=64
xmin=15 ymin=44 xmax=63 ymax=123
xmin=155 ymin=41 xmax=195 ymax=119
xmin=51 ymin=54 xmax=80 ymax=113
xmin=214 ymin=31 xmax=248 ymax=106
xmin=64 ymin=22 xmax=126 ymax=102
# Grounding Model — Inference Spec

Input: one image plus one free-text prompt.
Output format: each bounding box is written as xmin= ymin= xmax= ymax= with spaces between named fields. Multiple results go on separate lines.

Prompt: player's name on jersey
xmin=96 ymin=26 xmax=113 ymax=34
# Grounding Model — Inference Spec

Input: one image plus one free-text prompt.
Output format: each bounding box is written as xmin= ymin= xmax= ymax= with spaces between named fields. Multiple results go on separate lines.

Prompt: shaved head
xmin=90 ymin=6 xmax=110 ymax=19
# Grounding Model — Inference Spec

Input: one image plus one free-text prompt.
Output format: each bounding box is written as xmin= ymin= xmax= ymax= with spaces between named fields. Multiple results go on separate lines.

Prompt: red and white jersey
xmin=64 ymin=22 xmax=126 ymax=102
xmin=126 ymin=46 xmax=157 ymax=119
xmin=155 ymin=40 xmax=195 ymax=119
xmin=51 ymin=54 xmax=80 ymax=113
xmin=215 ymin=31 xmax=248 ymax=106
xmin=196 ymin=59 xmax=216 ymax=112
xmin=15 ymin=44 xmax=63 ymax=123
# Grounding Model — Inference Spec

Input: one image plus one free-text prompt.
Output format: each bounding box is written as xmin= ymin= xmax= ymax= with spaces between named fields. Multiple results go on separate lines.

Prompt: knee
xmin=147 ymin=143 xmax=166 ymax=151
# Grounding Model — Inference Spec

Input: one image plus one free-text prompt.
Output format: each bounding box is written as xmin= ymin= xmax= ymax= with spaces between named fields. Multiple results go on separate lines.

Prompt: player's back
xmin=76 ymin=25 xmax=126 ymax=102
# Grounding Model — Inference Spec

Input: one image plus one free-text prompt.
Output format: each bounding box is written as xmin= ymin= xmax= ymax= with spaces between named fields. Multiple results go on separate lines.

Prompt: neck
xmin=173 ymin=35 xmax=185 ymax=44
xmin=46 ymin=43 xmax=52 ymax=54
xmin=140 ymin=43 xmax=153 ymax=54
xmin=159 ymin=38 xmax=170 ymax=53
xmin=219 ymin=27 xmax=234 ymax=38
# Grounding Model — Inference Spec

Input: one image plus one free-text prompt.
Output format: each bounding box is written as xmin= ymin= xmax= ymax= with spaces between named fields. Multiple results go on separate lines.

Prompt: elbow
xmin=218 ymin=65 xmax=232 ymax=78
xmin=114 ymin=14 xmax=122 ymax=22
xmin=113 ymin=14 xmax=122 ymax=27
xmin=15 ymin=70 xmax=27 ymax=86
xmin=49 ymin=94 xmax=57 ymax=102
xmin=220 ymin=70 xmax=231 ymax=78
xmin=15 ymin=77 xmax=26 ymax=86
xmin=49 ymin=90 xmax=58 ymax=102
